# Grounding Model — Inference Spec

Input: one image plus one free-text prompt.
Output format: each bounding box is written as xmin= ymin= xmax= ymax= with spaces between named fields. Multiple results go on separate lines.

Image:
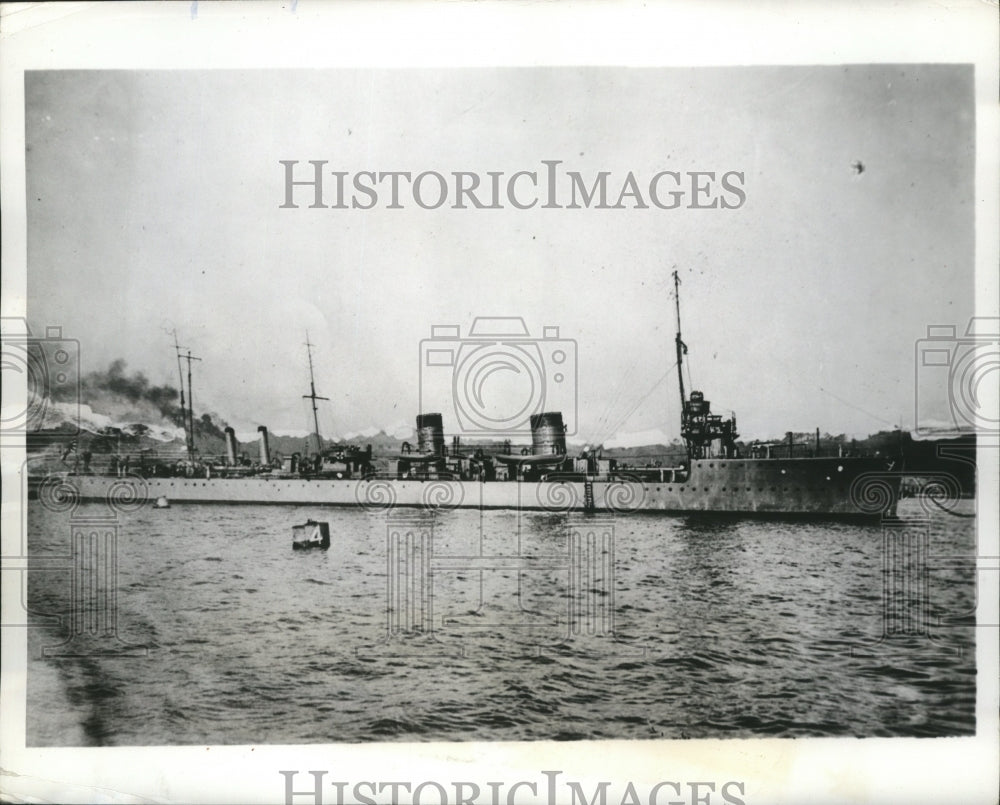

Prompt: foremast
xmin=303 ymin=332 xmax=329 ymax=455
xmin=671 ymin=270 xmax=739 ymax=460
xmin=672 ymin=270 xmax=688 ymax=426
xmin=172 ymin=331 xmax=201 ymax=462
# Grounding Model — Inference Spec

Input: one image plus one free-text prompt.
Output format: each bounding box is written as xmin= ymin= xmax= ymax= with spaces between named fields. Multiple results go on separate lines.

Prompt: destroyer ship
xmin=41 ymin=274 xmax=899 ymax=518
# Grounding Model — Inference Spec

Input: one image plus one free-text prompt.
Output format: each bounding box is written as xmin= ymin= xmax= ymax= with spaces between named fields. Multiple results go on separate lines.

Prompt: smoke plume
xmin=50 ymin=358 xmax=229 ymax=439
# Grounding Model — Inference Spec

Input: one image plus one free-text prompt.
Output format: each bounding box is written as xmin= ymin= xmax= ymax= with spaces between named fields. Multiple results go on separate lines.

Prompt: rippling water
xmin=26 ymin=498 xmax=976 ymax=745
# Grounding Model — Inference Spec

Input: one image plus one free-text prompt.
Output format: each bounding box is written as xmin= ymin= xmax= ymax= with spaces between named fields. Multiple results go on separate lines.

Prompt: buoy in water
xmin=154 ymin=496 xmax=170 ymax=509
xmin=292 ymin=520 xmax=331 ymax=550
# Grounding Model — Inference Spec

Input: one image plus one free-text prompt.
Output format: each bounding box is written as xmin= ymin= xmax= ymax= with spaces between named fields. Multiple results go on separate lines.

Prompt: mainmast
xmin=672 ymin=269 xmax=688 ymax=420
xmin=172 ymin=332 xmax=188 ymax=456
xmin=303 ymin=333 xmax=329 ymax=454
xmin=173 ymin=332 xmax=200 ymax=462
xmin=185 ymin=350 xmax=201 ymax=459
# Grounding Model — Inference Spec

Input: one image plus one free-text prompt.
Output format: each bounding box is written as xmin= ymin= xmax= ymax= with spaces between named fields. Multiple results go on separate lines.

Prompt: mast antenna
xmin=303 ymin=332 xmax=329 ymax=454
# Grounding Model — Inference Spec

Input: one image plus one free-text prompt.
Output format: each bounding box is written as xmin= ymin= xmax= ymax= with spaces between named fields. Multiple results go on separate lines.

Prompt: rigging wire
xmin=594 ymin=359 xmax=680 ymax=447
xmin=818 ymin=386 xmax=898 ymax=428
xmin=588 ymin=356 xmax=644 ymax=446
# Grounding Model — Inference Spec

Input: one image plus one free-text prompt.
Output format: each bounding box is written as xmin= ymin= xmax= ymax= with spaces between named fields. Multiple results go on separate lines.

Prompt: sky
xmin=25 ymin=66 xmax=975 ymax=444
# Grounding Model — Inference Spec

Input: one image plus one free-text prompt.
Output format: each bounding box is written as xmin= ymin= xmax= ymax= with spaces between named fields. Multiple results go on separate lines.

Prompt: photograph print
xmin=19 ymin=63 xmax=981 ymax=746
xmin=2 ymin=6 xmax=997 ymax=804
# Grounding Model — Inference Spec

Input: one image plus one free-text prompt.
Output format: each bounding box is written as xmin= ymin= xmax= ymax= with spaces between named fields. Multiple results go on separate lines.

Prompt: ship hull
xmin=52 ymin=457 xmax=898 ymax=518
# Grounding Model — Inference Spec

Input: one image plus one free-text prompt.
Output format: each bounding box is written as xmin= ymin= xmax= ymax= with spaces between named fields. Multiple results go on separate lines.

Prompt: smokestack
xmin=530 ymin=412 xmax=567 ymax=456
xmin=416 ymin=413 xmax=446 ymax=457
xmin=258 ymin=426 xmax=271 ymax=466
xmin=224 ymin=426 xmax=238 ymax=466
